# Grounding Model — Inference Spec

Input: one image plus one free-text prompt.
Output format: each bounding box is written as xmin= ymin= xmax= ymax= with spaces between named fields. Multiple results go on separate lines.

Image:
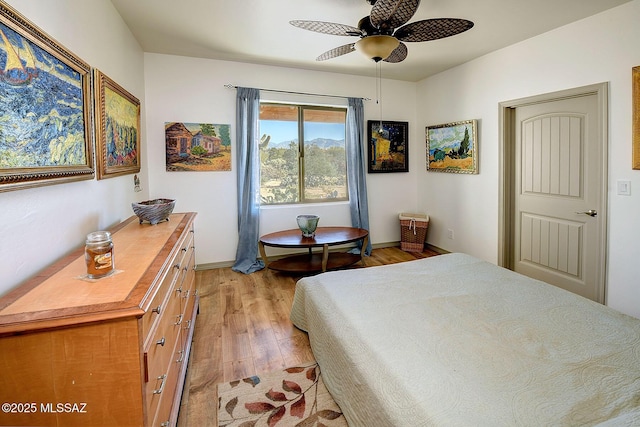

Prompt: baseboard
xmin=195 ymin=261 xmax=235 ymax=270
xmin=425 ymin=243 xmax=450 ymax=254
xmin=195 ymin=241 xmax=448 ymax=271
xmin=371 ymin=241 xmax=449 ymax=254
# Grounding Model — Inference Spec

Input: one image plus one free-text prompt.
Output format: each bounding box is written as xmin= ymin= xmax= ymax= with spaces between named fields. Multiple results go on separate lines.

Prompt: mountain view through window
xmin=259 ymin=103 xmax=347 ymax=205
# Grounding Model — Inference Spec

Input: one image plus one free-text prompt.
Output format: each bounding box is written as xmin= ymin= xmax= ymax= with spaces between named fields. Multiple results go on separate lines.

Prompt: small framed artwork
xmin=165 ymin=122 xmax=232 ymax=171
xmin=633 ymin=66 xmax=640 ymax=170
xmin=367 ymin=120 xmax=408 ymax=173
xmin=0 ymin=2 xmax=93 ymax=192
xmin=94 ymin=69 xmax=141 ymax=179
xmin=426 ymin=119 xmax=478 ymax=174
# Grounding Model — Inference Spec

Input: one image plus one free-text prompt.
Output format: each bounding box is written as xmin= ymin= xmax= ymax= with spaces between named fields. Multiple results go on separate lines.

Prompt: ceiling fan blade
xmin=383 ymin=42 xmax=408 ymax=63
xmin=370 ymin=0 xmax=420 ymax=31
xmin=316 ymin=43 xmax=356 ymax=61
xmin=394 ymin=18 xmax=474 ymax=42
xmin=290 ymin=20 xmax=363 ymax=37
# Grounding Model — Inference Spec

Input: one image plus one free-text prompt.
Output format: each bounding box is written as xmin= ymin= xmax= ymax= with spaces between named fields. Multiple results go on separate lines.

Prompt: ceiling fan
xmin=290 ymin=0 xmax=474 ymax=63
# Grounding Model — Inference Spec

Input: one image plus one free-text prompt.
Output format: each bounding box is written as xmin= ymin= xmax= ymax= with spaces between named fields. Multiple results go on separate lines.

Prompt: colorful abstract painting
xmin=0 ymin=3 xmax=93 ymax=191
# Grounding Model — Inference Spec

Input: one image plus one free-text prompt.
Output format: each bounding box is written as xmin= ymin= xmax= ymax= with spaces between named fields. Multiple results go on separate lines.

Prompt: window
xmin=259 ymin=103 xmax=347 ymax=205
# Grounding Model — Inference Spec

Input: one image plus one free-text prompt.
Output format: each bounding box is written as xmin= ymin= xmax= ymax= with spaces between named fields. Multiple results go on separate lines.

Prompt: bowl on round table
xmin=296 ymin=214 xmax=319 ymax=238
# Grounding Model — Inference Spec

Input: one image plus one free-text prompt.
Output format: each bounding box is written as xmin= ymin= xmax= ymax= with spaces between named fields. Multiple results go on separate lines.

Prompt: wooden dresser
xmin=0 ymin=212 xmax=198 ymax=427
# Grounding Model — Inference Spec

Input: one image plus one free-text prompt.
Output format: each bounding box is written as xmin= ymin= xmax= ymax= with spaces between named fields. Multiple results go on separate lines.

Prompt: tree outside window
xmin=259 ymin=103 xmax=347 ymax=205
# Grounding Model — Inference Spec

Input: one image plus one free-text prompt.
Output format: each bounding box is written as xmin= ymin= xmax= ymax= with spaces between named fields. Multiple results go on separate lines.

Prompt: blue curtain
xmin=346 ymin=97 xmax=372 ymax=255
xmin=232 ymin=87 xmax=265 ymax=274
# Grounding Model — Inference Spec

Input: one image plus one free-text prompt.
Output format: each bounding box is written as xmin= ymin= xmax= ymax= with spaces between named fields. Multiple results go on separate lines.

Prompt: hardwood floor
xmin=176 ymin=246 xmax=441 ymax=426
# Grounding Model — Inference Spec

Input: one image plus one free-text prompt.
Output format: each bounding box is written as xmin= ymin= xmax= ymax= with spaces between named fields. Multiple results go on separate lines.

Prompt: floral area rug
xmin=217 ymin=362 xmax=348 ymax=427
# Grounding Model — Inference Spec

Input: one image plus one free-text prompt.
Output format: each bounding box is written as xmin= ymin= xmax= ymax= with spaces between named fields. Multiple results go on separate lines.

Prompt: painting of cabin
xmin=192 ymin=131 xmax=221 ymax=155
xmin=165 ymin=122 xmax=231 ymax=171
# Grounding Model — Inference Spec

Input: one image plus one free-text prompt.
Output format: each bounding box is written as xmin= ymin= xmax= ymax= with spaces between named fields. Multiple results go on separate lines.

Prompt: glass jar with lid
xmin=85 ymin=231 xmax=114 ymax=278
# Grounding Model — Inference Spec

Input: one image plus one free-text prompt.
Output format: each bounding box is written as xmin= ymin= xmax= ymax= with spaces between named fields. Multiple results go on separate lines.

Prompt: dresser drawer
xmin=177 ymin=250 xmax=194 ymax=305
xmin=141 ymin=260 xmax=181 ymax=340
xmin=174 ymin=233 xmax=194 ymax=289
xmin=142 ymin=226 xmax=193 ymax=340
xmin=181 ymin=254 xmax=196 ymax=319
xmin=144 ymin=290 xmax=182 ymax=419
xmin=176 ymin=230 xmax=194 ymax=275
xmin=150 ymin=343 xmax=182 ymax=427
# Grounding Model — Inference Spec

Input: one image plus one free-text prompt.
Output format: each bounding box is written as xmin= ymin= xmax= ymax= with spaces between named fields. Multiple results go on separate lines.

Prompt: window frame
xmin=259 ymin=102 xmax=348 ymax=206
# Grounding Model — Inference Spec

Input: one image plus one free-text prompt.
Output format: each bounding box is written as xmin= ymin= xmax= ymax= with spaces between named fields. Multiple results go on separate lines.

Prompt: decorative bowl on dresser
xmin=0 ymin=212 xmax=197 ymax=427
xmin=131 ymin=198 xmax=176 ymax=225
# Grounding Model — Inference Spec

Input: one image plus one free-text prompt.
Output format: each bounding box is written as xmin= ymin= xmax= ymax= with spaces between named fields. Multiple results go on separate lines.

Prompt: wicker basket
xmin=399 ymin=213 xmax=429 ymax=252
xmin=132 ymin=199 xmax=176 ymax=225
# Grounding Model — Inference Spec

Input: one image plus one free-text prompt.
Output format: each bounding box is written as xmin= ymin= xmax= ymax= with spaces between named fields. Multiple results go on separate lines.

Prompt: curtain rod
xmin=224 ymin=84 xmax=370 ymax=101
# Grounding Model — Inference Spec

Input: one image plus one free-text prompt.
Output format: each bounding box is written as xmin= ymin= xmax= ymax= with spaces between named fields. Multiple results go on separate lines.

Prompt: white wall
xmin=416 ymin=0 xmax=640 ymax=317
xmin=3 ymin=0 xmax=638 ymax=320
xmin=143 ymin=55 xmax=419 ymax=265
xmin=0 ymin=0 xmax=147 ymax=295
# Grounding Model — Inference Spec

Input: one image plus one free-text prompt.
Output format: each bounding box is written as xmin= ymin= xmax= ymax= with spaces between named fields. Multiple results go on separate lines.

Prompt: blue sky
xmin=259 ymin=120 xmax=345 ymax=143
xmin=428 ymin=123 xmax=473 ymax=150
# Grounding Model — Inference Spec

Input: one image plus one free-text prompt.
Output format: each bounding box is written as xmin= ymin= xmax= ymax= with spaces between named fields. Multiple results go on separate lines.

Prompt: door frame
xmin=498 ymin=83 xmax=609 ymax=303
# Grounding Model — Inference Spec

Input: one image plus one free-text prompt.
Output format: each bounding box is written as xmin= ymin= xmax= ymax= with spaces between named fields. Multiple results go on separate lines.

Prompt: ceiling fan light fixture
xmin=292 ymin=1 xmax=472 ymax=63
xmin=355 ymin=35 xmax=399 ymax=62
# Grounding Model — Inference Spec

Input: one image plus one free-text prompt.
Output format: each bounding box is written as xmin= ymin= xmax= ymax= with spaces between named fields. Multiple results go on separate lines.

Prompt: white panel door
xmin=514 ymin=94 xmax=603 ymax=301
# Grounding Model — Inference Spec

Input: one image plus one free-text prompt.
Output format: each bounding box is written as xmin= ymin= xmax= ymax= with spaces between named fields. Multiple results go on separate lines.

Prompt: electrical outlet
xmin=447 ymin=229 xmax=454 ymax=239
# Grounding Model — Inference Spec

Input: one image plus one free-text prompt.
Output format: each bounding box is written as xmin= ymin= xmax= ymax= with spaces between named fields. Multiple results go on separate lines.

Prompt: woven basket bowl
xmin=132 ymin=198 xmax=175 ymax=225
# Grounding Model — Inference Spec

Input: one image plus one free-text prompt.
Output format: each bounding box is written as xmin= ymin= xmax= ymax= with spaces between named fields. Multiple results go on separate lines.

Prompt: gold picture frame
xmin=0 ymin=2 xmax=93 ymax=192
xmin=426 ymin=119 xmax=478 ymax=174
xmin=633 ymin=66 xmax=640 ymax=170
xmin=94 ymin=69 xmax=140 ymax=179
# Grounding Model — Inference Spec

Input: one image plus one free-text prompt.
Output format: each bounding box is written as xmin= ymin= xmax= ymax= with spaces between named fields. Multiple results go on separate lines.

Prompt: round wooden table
xmin=259 ymin=226 xmax=369 ymax=273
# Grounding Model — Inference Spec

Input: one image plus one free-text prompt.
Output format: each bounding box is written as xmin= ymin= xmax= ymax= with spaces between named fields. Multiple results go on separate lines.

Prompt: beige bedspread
xmin=290 ymin=253 xmax=640 ymax=426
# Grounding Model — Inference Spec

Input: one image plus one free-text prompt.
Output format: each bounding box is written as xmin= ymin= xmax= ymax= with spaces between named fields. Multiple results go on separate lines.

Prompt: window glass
xmin=259 ymin=103 xmax=347 ymax=205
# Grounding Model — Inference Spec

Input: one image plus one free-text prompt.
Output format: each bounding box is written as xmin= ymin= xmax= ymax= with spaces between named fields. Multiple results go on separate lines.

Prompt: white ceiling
xmin=110 ymin=0 xmax=631 ymax=82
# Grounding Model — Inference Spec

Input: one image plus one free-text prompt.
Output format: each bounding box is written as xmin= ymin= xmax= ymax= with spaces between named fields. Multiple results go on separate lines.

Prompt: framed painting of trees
xmin=94 ymin=69 xmax=140 ymax=179
xmin=426 ymin=119 xmax=478 ymax=174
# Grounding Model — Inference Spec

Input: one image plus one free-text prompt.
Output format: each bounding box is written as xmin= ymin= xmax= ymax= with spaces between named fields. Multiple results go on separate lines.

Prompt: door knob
xmin=576 ymin=209 xmax=597 ymax=217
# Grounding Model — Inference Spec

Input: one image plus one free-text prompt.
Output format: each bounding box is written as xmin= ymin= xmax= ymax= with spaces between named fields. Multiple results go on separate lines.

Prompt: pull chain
xmin=376 ymin=61 xmax=383 ymax=132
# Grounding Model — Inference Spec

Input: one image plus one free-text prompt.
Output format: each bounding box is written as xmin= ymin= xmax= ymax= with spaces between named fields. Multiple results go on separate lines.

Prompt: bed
xmin=290 ymin=253 xmax=640 ymax=426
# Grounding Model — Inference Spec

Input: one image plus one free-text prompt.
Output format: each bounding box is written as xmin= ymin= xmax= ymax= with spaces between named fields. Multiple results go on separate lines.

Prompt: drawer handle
xmin=176 ymin=286 xmax=183 ymax=294
xmin=175 ymin=314 xmax=183 ymax=326
xmin=182 ymin=247 xmax=188 ymax=252
xmin=183 ymin=290 xmax=190 ymax=299
xmin=176 ymin=349 xmax=184 ymax=363
xmin=152 ymin=305 xmax=161 ymax=315
xmin=174 ymin=263 xmax=180 ymax=270
xmin=184 ymin=319 xmax=192 ymax=330
xmin=153 ymin=374 xmax=167 ymax=395
xmin=161 ymin=422 xmax=170 ymax=427
xmin=156 ymin=337 xmax=166 ymax=347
